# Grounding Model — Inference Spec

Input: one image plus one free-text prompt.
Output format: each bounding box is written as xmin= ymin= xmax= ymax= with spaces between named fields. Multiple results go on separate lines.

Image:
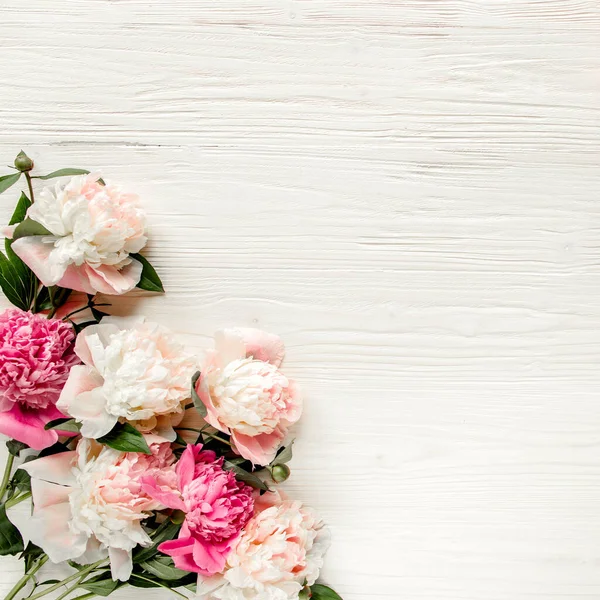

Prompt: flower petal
xmin=57 ymin=264 xmax=97 ymax=295
xmin=74 ymin=325 xmax=120 ymax=367
xmin=16 ymin=502 xmax=87 ymax=564
xmin=21 ymin=451 xmax=77 ymax=486
xmin=175 ymin=445 xmax=197 ymax=491
xmin=31 ymin=479 xmax=71 ymax=510
xmin=218 ymin=328 xmax=286 ymax=367
xmin=10 ymin=236 xmax=65 ymax=287
xmin=86 ymin=259 xmax=142 ymax=296
xmin=141 ymin=476 xmax=186 ymax=512
xmin=0 ymin=404 xmax=59 ymax=451
xmin=57 ymin=364 xmax=104 ymax=413
xmin=232 ymin=429 xmax=285 ymax=466
xmin=109 ymin=548 xmax=133 ymax=582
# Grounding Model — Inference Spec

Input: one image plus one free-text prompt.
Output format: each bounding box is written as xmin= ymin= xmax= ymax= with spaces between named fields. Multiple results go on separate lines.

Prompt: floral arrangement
xmin=0 ymin=152 xmax=343 ymax=600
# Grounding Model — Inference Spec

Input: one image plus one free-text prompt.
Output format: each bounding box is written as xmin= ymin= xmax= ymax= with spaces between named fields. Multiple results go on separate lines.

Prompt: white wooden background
xmin=1 ymin=1 xmax=600 ymax=599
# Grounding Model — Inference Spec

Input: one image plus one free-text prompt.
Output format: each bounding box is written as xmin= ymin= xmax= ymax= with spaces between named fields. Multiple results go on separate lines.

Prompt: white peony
xmin=11 ymin=173 xmax=147 ymax=295
xmin=14 ymin=439 xmax=176 ymax=581
xmin=58 ymin=316 xmax=198 ymax=440
xmin=198 ymin=492 xmax=331 ymax=600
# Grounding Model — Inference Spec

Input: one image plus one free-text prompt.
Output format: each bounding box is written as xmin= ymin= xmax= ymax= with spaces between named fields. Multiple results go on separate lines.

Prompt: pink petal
xmin=21 ymin=451 xmax=77 ymax=486
xmin=159 ymin=536 xmax=195 ymax=557
xmin=74 ymin=323 xmax=121 ymax=367
xmin=86 ymin=259 xmax=142 ymax=295
xmin=10 ymin=236 xmax=64 ymax=287
xmin=232 ymin=428 xmax=285 ymax=466
xmin=31 ymin=479 xmax=71 ymax=510
xmin=191 ymin=539 xmax=228 ymax=575
xmin=218 ymin=328 xmax=286 ymax=367
xmin=57 ymin=264 xmax=97 ymax=295
xmin=141 ymin=477 xmax=186 ymax=511
xmin=57 ymin=365 xmax=104 ymax=412
xmin=176 ymin=445 xmax=196 ymax=490
xmin=197 ymin=374 xmax=229 ymax=434
xmin=0 ymin=404 xmax=59 ymax=450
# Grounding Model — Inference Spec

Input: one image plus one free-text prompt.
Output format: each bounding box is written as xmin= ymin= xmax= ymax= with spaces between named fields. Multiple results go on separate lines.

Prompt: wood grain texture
xmin=1 ymin=1 xmax=600 ymax=598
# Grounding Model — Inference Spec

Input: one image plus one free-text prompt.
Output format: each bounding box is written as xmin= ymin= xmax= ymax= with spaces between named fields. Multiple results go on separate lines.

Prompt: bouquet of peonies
xmin=0 ymin=152 xmax=342 ymax=600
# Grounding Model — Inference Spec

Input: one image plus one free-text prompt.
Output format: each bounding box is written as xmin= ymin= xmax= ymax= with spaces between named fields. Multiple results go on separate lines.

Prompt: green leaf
xmin=73 ymin=320 xmax=98 ymax=334
xmin=33 ymin=168 xmax=90 ymax=180
xmin=0 ymin=251 xmax=31 ymax=310
xmin=20 ymin=542 xmax=44 ymax=572
xmin=133 ymin=520 xmax=180 ymax=564
xmin=97 ymin=422 xmax=151 ymax=454
xmin=44 ymin=418 xmax=81 ymax=434
xmin=140 ymin=556 xmax=190 ymax=581
xmin=80 ymin=573 xmax=120 ymax=596
xmin=8 ymin=193 xmax=32 ymax=226
xmin=6 ymin=440 xmax=28 ymax=457
xmin=128 ymin=574 xmax=161 ymax=589
xmin=273 ymin=440 xmax=294 ymax=465
xmin=0 ymin=503 xmax=24 ymax=556
xmin=10 ymin=469 xmax=31 ymax=496
xmin=191 ymin=371 xmax=207 ymax=418
xmin=12 ymin=218 xmax=52 ymax=240
xmin=131 ymin=253 xmax=164 ymax=293
xmin=0 ymin=173 xmax=21 ymax=195
xmin=223 ymin=460 xmax=270 ymax=492
xmin=310 ymin=585 xmax=344 ymax=600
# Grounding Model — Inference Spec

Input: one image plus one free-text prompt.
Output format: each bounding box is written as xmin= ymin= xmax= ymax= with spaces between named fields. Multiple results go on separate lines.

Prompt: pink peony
xmin=198 ymin=491 xmax=331 ymax=600
xmin=0 ymin=308 xmax=79 ymax=449
xmin=15 ymin=439 xmax=177 ymax=581
xmin=196 ymin=328 xmax=302 ymax=466
xmin=142 ymin=444 xmax=254 ymax=577
xmin=10 ymin=174 xmax=147 ymax=295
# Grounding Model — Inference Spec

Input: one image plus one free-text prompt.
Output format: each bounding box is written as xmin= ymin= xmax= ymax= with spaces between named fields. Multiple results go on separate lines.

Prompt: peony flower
xmin=142 ymin=444 xmax=254 ymax=577
xmin=0 ymin=308 xmax=79 ymax=449
xmin=14 ymin=438 xmax=176 ymax=581
xmin=197 ymin=491 xmax=330 ymax=600
xmin=10 ymin=174 xmax=147 ymax=295
xmin=57 ymin=316 xmax=197 ymax=440
xmin=197 ymin=328 xmax=302 ymax=466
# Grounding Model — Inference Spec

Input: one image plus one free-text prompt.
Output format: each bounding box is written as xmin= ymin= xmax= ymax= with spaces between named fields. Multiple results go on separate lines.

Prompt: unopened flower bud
xmin=299 ymin=588 xmax=311 ymax=600
xmin=14 ymin=151 xmax=34 ymax=172
xmin=170 ymin=510 xmax=186 ymax=525
xmin=271 ymin=463 xmax=291 ymax=483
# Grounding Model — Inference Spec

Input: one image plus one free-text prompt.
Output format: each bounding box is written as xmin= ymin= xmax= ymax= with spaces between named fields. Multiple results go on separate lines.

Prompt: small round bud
xmin=170 ymin=510 xmax=186 ymax=525
xmin=271 ymin=463 xmax=291 ymax=483
xmin=14 ymin=151 xmax=34 ymax=172
xmin=299 ymin=588 xmax=311 ymax=600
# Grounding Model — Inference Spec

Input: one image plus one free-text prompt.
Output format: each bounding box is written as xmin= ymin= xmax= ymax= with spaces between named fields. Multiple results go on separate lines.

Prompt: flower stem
xmin=24 ymin=172 xmax=34 ymax=203
xmin=0 ymin=453 xmax=15 ymax=502
xmin=128 ymin=574 xmax=188 ymax=599
xmin=4 ymin=555 xmax=48 ymax=600
xmin=27 ymin=560 xmax=106 ymax=600
xmin=5 ymin=491 xmax=31 ymax=510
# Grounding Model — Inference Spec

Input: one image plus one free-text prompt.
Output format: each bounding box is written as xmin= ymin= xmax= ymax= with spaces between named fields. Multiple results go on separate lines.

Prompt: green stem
xmin=68 ymin=594 xmax=96 ymax=600
xmin=0 ymin=453 xmax=15 ymax=502
xmin=27 ymin=560 xmax=106 ymax=600
xmin=4 ymin=555 xmax=48 ymax=600
xmin=24 ymin=172 xmax=34 ymax=203
xmin=5 ymin=491 xmax=31 ymax=509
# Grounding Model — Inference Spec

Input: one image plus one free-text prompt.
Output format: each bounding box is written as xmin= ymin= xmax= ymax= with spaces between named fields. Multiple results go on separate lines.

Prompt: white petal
xmin=108 ymin=548 xmax=133 ymax=581
xmin=31 ymin=479 xmax=71 ymax=511
xmin=21 ymin=451 xmax=77 ymax=486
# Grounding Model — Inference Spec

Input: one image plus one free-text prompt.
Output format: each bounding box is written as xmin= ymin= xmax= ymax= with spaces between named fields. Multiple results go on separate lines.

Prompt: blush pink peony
xmin=0 ymin=308 xmax=79 ymax=449
xmin=10 ymin=173 xmax=147 ymax=295
xmin=15 ymin=439 xmax=177 ymax=581
xmin=142 ymin=444 xmax=254 ymax=577
xmin=196 ymin=329 xmax=302 ymax=466
xmin=197 ymin=491 xmax=331 ymax=600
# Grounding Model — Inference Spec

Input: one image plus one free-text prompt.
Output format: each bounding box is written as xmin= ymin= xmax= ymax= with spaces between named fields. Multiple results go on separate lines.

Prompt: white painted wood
xmin=1 ymin=1 xmax=600 ymax=598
